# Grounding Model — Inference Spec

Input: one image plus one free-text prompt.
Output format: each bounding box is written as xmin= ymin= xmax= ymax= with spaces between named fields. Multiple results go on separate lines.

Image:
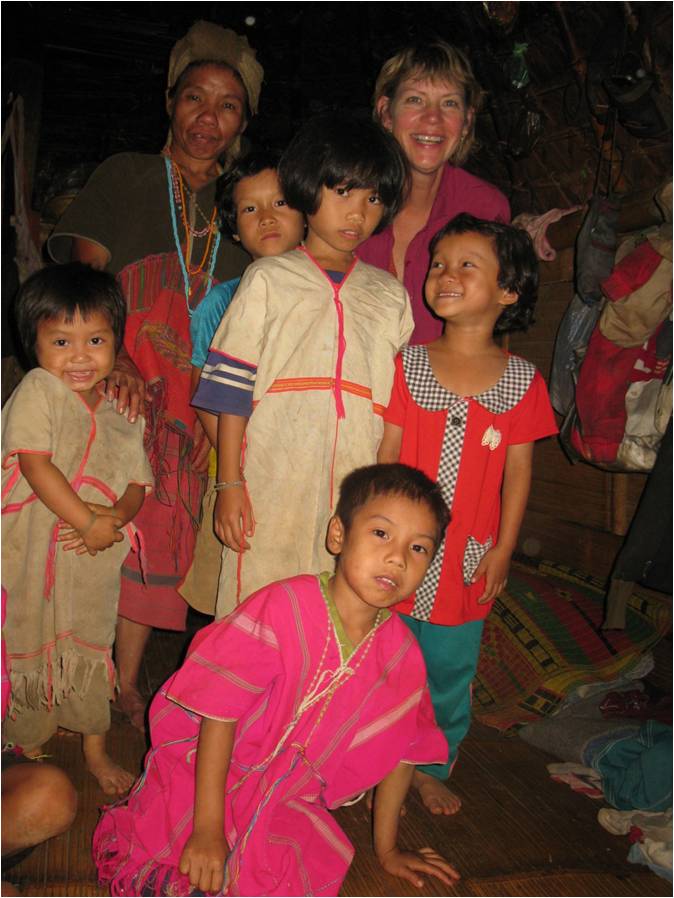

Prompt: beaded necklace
xmin=164 ymin=155 xmax=221 ymax=317
xmin=168 ymin=164 xmax=214 ymax=238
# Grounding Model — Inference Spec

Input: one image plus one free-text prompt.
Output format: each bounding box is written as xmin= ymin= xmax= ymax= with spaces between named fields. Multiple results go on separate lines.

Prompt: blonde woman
xmin=359 ymin=41 xmax=510 ymax=345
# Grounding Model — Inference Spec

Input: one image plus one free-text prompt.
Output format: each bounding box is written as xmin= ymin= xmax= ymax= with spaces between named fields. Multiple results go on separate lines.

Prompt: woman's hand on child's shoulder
xmin=179 ymin=829 xmax=229 ymax=893
xmin=104 ymin=352 xmax=146 ymax=424
xmin=378 ymin=845 xmax=460 ymax=889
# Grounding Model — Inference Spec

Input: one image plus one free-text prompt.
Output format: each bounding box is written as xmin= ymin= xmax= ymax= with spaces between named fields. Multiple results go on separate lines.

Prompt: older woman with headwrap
xmin=48 ymin=21 xmax=264 ymax=731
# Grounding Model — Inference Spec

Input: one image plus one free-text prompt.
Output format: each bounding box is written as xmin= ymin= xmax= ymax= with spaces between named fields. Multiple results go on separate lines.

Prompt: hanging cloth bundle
xmin=549 ymin=112 xmax=621 ymax=416
xmin=569 ymin=183 xmax=672 ymax=472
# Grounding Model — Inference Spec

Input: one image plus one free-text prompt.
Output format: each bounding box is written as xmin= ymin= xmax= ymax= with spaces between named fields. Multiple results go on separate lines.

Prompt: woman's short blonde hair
xmin=373 ymin=41 xmax=483 ymax=167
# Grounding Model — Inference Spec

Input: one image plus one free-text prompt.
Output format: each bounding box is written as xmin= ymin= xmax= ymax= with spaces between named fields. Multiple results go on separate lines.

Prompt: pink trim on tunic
xmin=1 ymin=589 xmax=9 ymax=720
xmin=196 ymin=249 xmax=412 ymax=618
xmin=297 ymin=244 xmax=357 ymax=423
xmin=2 ymin=450 xmax=50 ymax=508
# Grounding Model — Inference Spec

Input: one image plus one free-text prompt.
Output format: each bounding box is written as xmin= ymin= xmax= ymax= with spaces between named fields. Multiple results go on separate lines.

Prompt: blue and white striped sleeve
xmin=192 ymin=350 xmax=256 ymax=416
xmin=191 ymin=264 xmax=268 ymax=418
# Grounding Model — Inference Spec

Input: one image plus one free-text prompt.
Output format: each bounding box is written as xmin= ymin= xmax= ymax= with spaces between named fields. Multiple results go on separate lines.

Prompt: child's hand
xmin=81 ymin=512 xmax=124 ymax=552
xmin=56 ymin=502 xmax=119 ymax=556
xmin=56 ymin=524 xmax=95 ymax=556
xmin=57 ymin=503 xmax=117 ymax=555
xmin=179 ymin=829 xmax=228 ymax=893
xmin=473 ymin=545 xmax=512 ymax=603
xmin=378 ymin=846 xmax=460 ymax=889
xmin=214 ymin=486 xmax=254 ymax=552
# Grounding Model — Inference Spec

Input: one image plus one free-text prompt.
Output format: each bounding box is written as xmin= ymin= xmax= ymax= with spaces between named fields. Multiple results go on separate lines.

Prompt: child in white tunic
xmin=192 ymin=113 xmax=413 ymax=616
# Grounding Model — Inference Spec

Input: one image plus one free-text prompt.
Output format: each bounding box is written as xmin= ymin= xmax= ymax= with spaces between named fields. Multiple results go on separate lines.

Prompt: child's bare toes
xmin=413 ymin=770 xmax=462 ymax=815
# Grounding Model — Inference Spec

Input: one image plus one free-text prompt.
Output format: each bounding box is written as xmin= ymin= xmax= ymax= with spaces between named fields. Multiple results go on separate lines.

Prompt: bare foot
xmin=113 ymin=687 xmax=147 ymax=733
xmin=83 ymin=734 xmax=135 ymax=796
xmin=413 ymin=770 xmax=462 ymax=815
xmin=86 ymin=754 xmax=135 ymax=795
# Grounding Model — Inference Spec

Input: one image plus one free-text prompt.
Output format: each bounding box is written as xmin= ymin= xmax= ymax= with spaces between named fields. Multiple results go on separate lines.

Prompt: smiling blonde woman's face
xmin=376 ymin=76 xmax=472 ymax=176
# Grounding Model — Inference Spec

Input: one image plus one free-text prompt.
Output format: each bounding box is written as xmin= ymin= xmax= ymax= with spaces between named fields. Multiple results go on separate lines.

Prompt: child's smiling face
xmin=425 ymin=231 xmax=517 ymax=326
xmin=233 ymin=168 xmax=304 ymax=260
xmin=327 ymin=493 xmax=438 ymax=619
xmin=35 ymin=309 xmax=116 ymax=405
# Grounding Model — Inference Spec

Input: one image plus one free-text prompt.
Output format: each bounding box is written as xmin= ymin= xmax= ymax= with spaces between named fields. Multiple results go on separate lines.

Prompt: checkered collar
xmin=401 ymin=344 xmax=536 ymax=414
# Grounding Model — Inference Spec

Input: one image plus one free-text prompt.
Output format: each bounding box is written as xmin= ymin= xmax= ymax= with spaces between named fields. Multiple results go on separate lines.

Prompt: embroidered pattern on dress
xmin=401 ymin=346 xmax=535 ymax=620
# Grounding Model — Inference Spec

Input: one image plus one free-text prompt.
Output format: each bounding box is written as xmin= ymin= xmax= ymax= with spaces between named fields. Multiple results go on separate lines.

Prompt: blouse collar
xmin=402 ymin=344 xmax=535 ymax=415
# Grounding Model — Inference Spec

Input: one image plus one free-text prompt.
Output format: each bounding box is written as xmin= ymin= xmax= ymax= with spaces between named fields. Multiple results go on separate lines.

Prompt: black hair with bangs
xmin=429 ymin=213 xmax=539 ymax=334
xmin=278 ymin=112 xmax=409 ymax=232
xmin=14 ymin=262 xmax=127 ymax=368
xmin=334 ymin=463 xmax=450 ymax=554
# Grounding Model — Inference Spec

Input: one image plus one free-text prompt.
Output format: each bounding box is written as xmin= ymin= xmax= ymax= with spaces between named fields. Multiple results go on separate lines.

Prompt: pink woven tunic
xmin=94 ymin=574 xmax=447 ymax=896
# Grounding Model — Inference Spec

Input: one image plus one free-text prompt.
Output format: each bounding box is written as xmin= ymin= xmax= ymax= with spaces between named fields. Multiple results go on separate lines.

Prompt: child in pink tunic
xmin=94 ymin=464 xmax=460 ymax=896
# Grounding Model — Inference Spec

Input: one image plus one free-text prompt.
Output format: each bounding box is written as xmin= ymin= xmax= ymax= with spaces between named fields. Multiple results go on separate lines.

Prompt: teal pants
xmin=402 ymin=615 xmax=484 ymax=781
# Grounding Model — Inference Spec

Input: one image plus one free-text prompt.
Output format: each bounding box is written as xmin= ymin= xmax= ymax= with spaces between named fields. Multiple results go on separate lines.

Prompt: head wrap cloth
xmin=167 ymin=20 xmax=264 ymax=115
xmin=165 ymin=21 xmax=263 ymax=163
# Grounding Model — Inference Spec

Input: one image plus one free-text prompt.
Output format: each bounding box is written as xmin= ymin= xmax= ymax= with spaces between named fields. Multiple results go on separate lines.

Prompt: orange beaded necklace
xmin=172 ymin=162 xmax=219 ymax=276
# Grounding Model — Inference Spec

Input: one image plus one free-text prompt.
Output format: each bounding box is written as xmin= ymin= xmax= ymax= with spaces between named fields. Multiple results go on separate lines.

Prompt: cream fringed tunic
xmin=2 ymin=369 xmax=153 ymax=750
xmin=192 ymin=247 xmax=413 ymax=617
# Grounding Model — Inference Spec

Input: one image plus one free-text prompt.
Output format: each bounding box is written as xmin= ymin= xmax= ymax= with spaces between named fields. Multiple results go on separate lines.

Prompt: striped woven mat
xmin=473 ymin=559 xmax=671 ymax=731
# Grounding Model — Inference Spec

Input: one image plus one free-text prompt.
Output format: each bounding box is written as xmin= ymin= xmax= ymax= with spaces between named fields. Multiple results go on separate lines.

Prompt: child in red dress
xmin=379 ymin=213 xmax=558 ymax=815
